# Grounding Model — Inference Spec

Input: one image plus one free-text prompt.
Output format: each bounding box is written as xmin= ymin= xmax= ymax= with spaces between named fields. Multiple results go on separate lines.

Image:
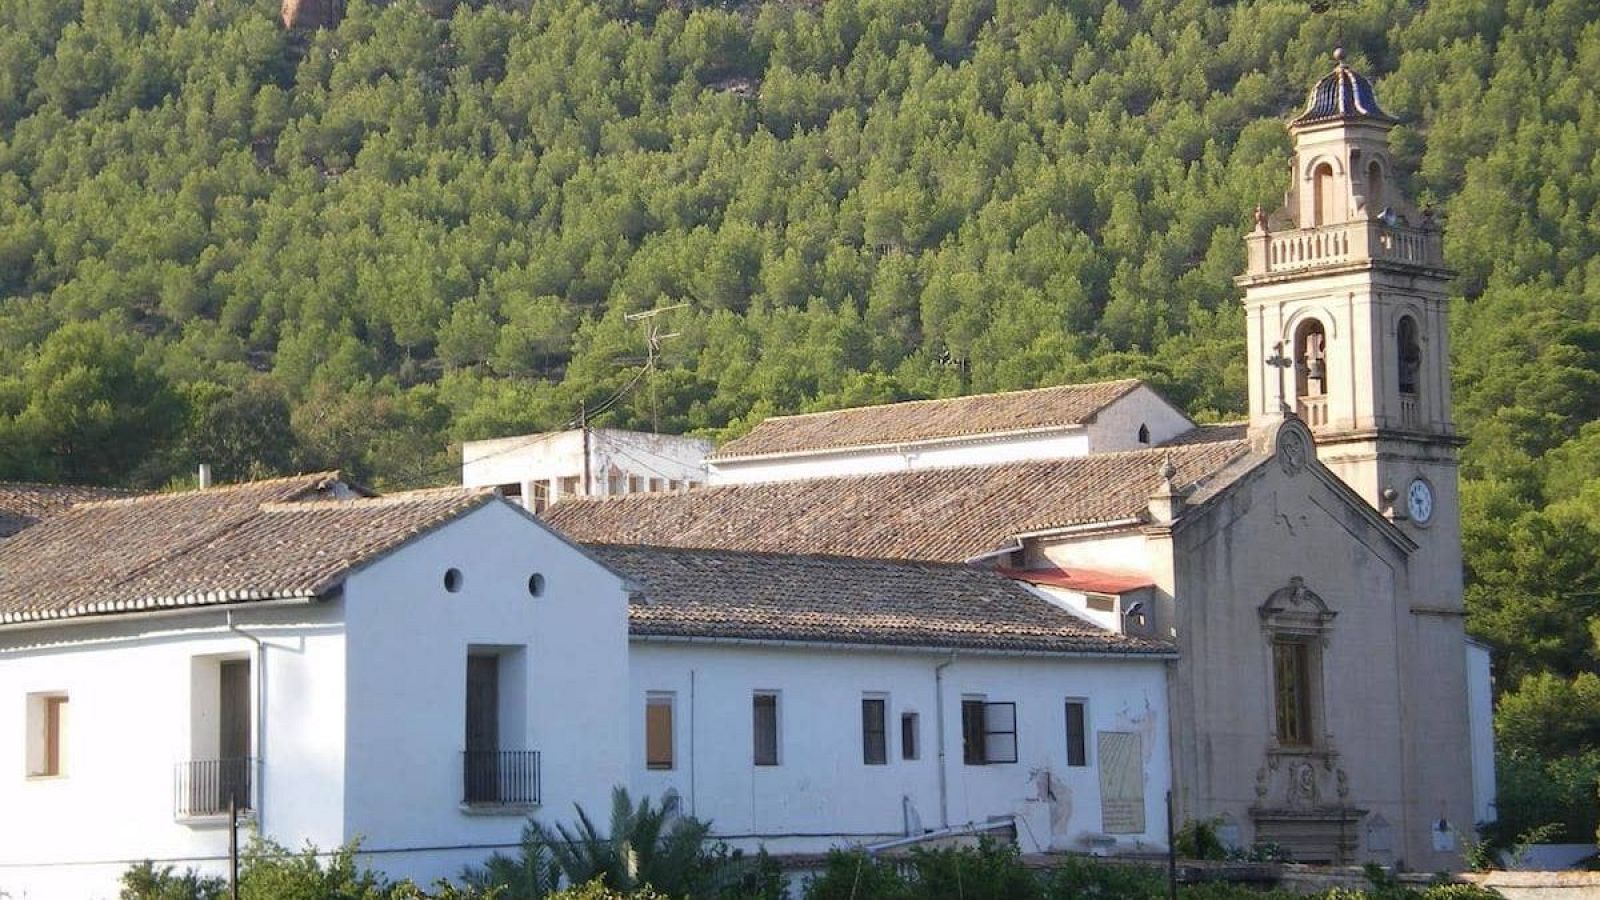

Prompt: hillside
xmin=3 ymin=0 xmax=1600 ymax=838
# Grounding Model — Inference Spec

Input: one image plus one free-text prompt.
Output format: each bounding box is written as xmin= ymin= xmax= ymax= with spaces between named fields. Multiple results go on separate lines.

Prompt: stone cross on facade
xmin=1266 ymin=341 xmax=1293 ymax=415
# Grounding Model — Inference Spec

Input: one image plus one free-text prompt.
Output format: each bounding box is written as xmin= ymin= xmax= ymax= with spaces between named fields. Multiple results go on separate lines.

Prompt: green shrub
xmin=906 ymin=839 xmax=1041 ymax=900
xmin=1042 ymin=854 xmax=1165 ymax=898
xmin=1175 ymin=818 xmax=1230 ymax=861
xmin=119 ymin=861 xmax=226 ymax=900
xmin=801 ymin=850 xmax=911 ymax=900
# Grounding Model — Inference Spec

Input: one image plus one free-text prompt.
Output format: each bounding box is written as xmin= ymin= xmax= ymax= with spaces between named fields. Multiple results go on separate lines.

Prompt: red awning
xmin=997 ymin=565 xmax=1154 ymax=595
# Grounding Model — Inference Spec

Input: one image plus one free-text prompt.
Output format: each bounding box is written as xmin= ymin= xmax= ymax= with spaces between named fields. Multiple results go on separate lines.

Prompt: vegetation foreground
xmin=4 ymin=0 xmax=1600 ymax=844
xmin=119 ymin=791 xmax=1504 ymax=899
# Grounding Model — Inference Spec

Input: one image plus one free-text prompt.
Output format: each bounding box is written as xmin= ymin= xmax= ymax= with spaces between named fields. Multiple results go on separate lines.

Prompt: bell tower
xmin=1238 ymin=50 xmax=1474 ymax=867
xmin=1239 ymin=49 xmax=1458 ymax=560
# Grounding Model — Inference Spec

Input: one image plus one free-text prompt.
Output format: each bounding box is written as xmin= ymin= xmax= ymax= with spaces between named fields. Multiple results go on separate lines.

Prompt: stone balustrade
xmin=1245 ymin=219 xmax=1443 ymax=276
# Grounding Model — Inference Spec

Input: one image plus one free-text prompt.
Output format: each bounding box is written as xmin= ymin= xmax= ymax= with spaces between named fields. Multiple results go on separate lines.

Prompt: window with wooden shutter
xmin=645 ymin=693 xmax=674 ymax=770
xmin=1273 ymin=640 xmax=1313 ymax=746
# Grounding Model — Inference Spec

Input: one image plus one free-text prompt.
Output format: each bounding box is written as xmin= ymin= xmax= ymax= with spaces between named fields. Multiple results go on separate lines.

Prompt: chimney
xmin=198 ymin=464 xmax=213 ymax=490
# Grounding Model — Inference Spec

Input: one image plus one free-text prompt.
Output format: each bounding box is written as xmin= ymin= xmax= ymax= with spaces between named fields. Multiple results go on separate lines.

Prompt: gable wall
xmin=1083 ymin=386 xmax=1196 ymax=451
xmin=1164 ymin=460 xmax=1422 ymax=862
xmin=340 ymin=500 xmax=630 ymax=885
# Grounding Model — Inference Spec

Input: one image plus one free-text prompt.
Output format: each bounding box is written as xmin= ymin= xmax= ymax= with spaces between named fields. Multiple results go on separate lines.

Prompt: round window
xmin=443 ymin=568 xmax=464 ymax=593
xmin=528 ymin=573 xmax=545 ymax=597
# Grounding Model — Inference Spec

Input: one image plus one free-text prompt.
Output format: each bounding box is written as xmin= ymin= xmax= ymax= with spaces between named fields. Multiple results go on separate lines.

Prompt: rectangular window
xmin=1065 ymin=700 xmax=1088 ymax=767
xmin=629 ymin=476 xmax=646 ymax=493
xmin=862 ymin=696 xmax=887 ymax=765
xmin=465 ymin=654 xmax=500 ymax=754
xmin=608 ymin=474 xmax=625 ymax=496
xmin=668 ymin=480 xmax=682 ymax=491
xmin=649 ymin=478 xmax=666 ymax=492
xmin=901 ymin=712 xmax=920 ymax=761
xmin=753 ymin=692 xmax=779 ymax=766
xmin=531 ymin=482 xmax=549 ymax=513
xmin=26 ymin=693 xmax=68 ymax=777
xmin=1274 ymin=640 xmax=1313 ymax=746
xmin=558 ymin=476 xmax=581 ymax=498
xmin=962 ymin=699 xmax=1018 ymax=765
xmin=645 ymin=693 xmax=675 ymax=770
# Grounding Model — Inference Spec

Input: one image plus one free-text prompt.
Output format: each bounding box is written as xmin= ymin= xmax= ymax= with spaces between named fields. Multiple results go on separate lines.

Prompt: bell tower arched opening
xmin=1312 ymin=163 xmax=1336 ymax=226
xmin=1293 ymin=319 xmax=1328 ymax=426
xmin=1366 ymin=161 xmax=1385 ymax=213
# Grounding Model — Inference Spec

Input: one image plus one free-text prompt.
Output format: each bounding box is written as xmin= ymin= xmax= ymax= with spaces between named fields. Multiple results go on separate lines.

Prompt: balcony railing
xmin=463 ymin=750 xmax=540 ymax=806
xmin=175 ymin=757 xmax=255 ymax=818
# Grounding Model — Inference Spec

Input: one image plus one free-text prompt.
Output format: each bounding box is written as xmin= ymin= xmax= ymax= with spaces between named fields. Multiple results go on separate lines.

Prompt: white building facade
xmin=463 ymin=427 xmax=713 ymax=511
xmin=0 ymin=481 xmax=632 ymax=898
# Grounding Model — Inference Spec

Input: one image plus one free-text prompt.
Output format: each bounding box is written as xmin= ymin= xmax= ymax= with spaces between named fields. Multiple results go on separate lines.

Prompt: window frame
xmin=25 ymin=691 xmax=69 ymax=779
xmin=752 ymin=691 xmax=780 ymax=767
xmin=960 ymin=697 xmax=1018 ymax=766
xmin=1065 ymin=699 xmax=1089 ymax=767
xmin=861 ymin=694 xmax=888 ymax=766
xmin=645 ymin=692 xmax=676 ymax=771
xmin=1272 ymin=639 xmax=1316 ymax=747
xmin=900 ymin=710 xmax=920 ymax=761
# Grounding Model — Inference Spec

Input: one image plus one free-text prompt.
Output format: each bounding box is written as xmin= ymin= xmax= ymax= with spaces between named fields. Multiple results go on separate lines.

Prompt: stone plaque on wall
xmin=1098 ymin=731 xmax=1145 ymax=834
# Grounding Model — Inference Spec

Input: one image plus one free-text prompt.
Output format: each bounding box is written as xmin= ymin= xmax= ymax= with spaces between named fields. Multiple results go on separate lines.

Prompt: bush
xmin=119 ymin=861 xmax=225 ymax=900
xmin=121 ymin=841 xmax=500 ymax=900
xmin=1043 ymin=854 xmax=1165 ymax=899
xmin=801 ymin=850 xmax=911 ymax=900
xmin=906 ymin=839 xmax=1041 ymax=900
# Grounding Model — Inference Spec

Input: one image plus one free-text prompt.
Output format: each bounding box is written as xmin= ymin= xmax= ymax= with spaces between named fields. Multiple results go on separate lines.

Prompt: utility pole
xmin=229 ymin=793 xmax=240 ymax=900
xmin=624 ymin=303 xmax=686 ymax=433
xmin=579 ymin=401 xmax=591 ymax=496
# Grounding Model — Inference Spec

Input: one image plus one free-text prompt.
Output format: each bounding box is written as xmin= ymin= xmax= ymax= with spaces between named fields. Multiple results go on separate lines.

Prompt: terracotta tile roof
xmin=0 ymin=482 xmax=129 ymax=539
xmin=547 ymin=441 xmax=1249 ymax=562
xmin=0 ymin=473 xmax=494 ymax=625
xmin=1161 ymin=422 xmax=1249 ymax=446
xmin=998 ymin=566 xmax=1156 ymax=594
xmin=709 ymin=379 xmax=1143 ymax=459
xmin=591 ymin=545 xmax=1172 ymax=656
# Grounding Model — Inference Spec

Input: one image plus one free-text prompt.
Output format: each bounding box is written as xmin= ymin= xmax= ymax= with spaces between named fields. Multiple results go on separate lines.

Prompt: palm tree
xmin=463 ymin=787 xmax=763 ymax=899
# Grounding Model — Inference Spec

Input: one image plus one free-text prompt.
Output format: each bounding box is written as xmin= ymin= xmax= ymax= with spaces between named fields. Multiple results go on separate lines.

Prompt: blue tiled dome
xmin=1292 ymin=51 xmax=1394 ymax=126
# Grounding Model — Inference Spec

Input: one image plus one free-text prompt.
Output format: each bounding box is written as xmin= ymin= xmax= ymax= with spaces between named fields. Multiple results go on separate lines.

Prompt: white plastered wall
xmin=0 ymin=604 xmax=347 ymax=900
xmin=340 ymin=500 xmax=631 ymax=886
xmin=627 ymin=641 xmax=1171 ymax=856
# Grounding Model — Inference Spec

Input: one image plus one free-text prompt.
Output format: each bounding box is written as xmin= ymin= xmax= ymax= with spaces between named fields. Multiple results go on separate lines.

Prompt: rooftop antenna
xmin=625 ymin=302 xmax=687 ymax=432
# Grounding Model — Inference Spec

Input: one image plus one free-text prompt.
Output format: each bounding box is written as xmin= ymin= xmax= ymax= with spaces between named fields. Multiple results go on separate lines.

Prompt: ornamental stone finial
xmin=1333 ymin=46 xmax=1346 ymax=65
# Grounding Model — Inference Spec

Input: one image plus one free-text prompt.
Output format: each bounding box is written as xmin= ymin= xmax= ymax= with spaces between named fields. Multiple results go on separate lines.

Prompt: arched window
xmin=1397 ymin=316 xmax=1421 ymax=395
xmin=1366 ymin=161 xmax=1384 ymax=212
xmin=1137 ymin=424 xmax=1150 ymax=445
xmin=1312 ymin=163 xmax=1336 ymax=226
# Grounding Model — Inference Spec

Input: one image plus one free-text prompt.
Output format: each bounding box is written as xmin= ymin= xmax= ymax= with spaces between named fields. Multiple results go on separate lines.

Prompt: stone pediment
xmin=1259 ymin=576 xmax=1336 ymax=631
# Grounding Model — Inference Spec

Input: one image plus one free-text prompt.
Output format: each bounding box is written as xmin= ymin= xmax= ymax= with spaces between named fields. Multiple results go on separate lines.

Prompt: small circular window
xmin=443 ymin=568 xmax=464 ymax=593
xmin=528 ymin=573 xmax=545 ymax=597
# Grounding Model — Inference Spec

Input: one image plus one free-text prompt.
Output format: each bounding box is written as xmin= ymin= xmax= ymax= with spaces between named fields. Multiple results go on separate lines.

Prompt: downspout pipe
xmin=227 ymin=611 xmax=266 ymax=834
xmin=934 ymin=651 xmax=956 ymax=830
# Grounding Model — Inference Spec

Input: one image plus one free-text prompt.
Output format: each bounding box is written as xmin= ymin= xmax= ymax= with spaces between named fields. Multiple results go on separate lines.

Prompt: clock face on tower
xmin=1407 ymin=478 xmax=1434 ymax=525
